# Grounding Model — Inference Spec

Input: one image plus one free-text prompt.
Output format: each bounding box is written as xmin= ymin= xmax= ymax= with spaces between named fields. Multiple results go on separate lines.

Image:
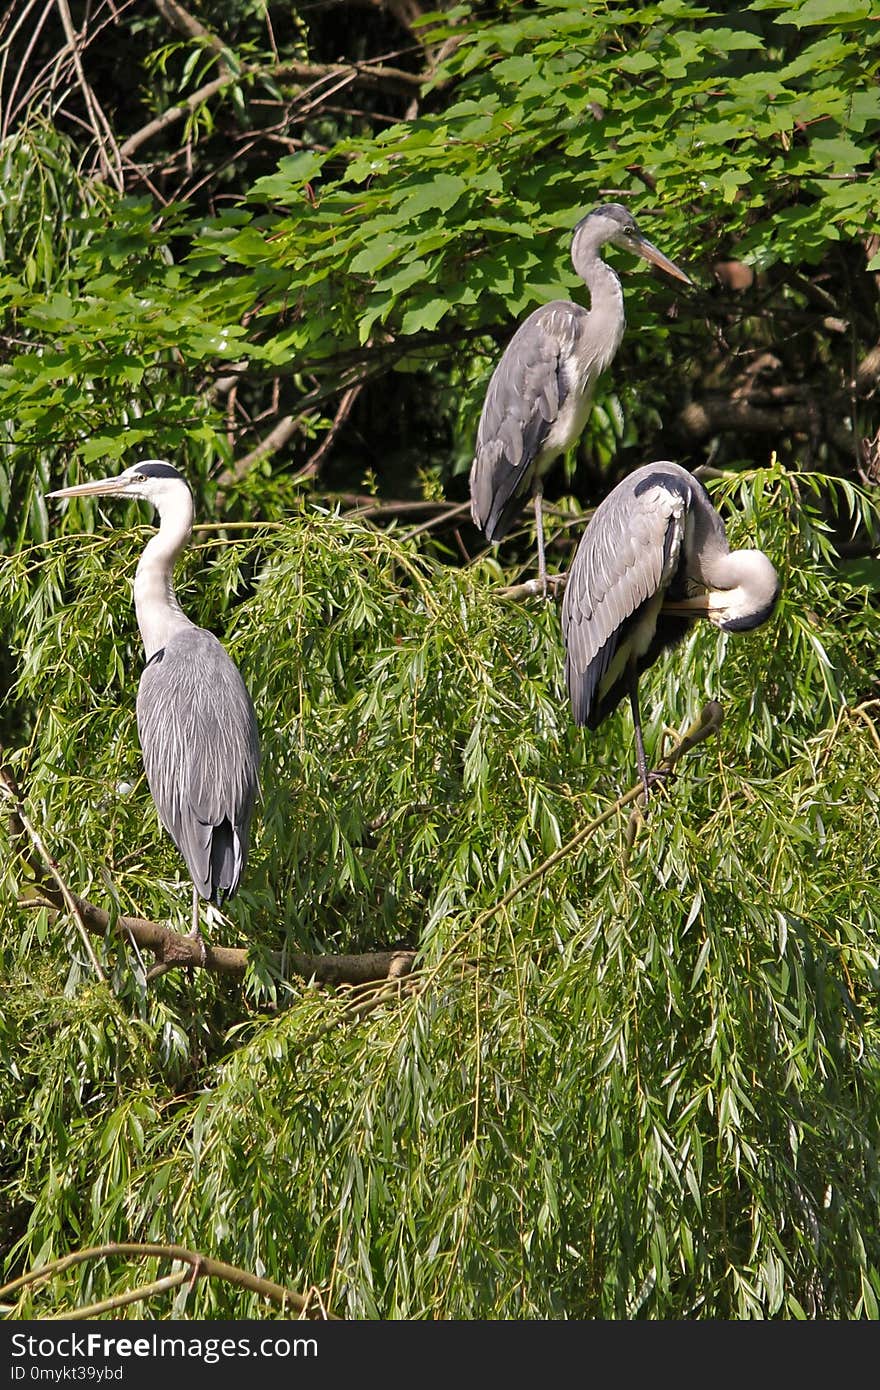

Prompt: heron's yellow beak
xmin=632 ymin=236 xmax=692 ymax=286
xmin=46 ymin=475 xmax=131 ymax=501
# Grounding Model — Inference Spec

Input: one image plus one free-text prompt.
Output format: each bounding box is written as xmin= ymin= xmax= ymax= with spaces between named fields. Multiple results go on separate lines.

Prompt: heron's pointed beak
xmin=46 ymin=475 xmax=130 ymax=501
xmin=662 ymin=594 xmax=715 ymax=617
xmin=632 ymin=235 xmax=692 ymax=285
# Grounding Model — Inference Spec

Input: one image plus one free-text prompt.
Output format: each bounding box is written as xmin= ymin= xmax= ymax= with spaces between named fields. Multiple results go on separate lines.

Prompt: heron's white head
xmin=47 ymin=460 xmax=192 ymax=516
xmin=571 ymin=203 xmax=692 ymax=286
xmin=713 ymin=548 xmax=781 ymax=632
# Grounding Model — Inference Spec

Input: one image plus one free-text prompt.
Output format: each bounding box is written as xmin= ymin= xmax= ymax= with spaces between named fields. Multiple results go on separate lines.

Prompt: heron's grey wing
xmin=470 ymin=303 xmax=582 ymax=542
xmin=137 ymin=628 xmax=261 ymax=903
xmin=561 ymin=471 xmax=690 ymax=726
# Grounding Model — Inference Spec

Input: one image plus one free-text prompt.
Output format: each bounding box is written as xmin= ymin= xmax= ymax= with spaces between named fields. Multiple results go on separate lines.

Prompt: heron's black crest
xmin=721 ymin=594 xmax=780 ymax=633
xmin=134 ymin=462 xmax=184 ymax=481
xmin=633 ymin=468 xmax=691 ymax=504
xmin=144 ymin=647 xmax=165 ymax=668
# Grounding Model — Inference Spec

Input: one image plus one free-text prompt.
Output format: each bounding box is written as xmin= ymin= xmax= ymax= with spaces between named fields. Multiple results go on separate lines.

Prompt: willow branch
xmin=0 ymin=1242 xmax=337 ymax=1319
xmin=472 ymin=701 xmax=724 ymax=933
xmin=0 ymin=767 xmax=106 ymax=983
xmin=2 ymin=750 xmax=415 ymax=986
xmin=496 ymin=571 xmax=569 ymax=601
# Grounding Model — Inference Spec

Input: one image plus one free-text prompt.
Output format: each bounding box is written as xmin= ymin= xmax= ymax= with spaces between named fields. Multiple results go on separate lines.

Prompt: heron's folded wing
xmin=137 ymin=628 xmax=260 ymax=901
xmin=470 ymin=303 xmax=580 ymax=541
xmin=562 ymin=477 xmax=687 ymax=726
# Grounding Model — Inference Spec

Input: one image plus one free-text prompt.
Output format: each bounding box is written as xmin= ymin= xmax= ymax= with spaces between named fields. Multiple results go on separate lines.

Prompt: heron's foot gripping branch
xmin=625 ymin=700 xmax=725 ymax=851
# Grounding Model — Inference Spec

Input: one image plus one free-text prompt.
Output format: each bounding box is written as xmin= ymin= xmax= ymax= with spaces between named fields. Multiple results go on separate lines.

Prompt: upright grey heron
xmin=48 ymin=461 xmax=260 ymax=943
xmin=561 ymin=461 xmax=780 ymax=801
xmin=469 ymin=204 xmax=692 ymax=587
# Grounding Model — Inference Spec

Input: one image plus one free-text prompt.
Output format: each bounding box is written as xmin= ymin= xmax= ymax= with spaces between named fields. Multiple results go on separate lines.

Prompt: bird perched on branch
xmin=469 ymin=203 xmax=692 ymax=588
xmin=561 ymin=461 xmax=780 ymax=802
xmin=48 ymin=461 xmax=260 ymax=945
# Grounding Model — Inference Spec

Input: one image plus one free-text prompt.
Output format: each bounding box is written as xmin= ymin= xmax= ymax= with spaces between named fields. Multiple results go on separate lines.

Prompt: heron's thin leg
xmin=189 ymin=884 xmax=208 ymax=966
xmin=190 ymin=882 xmax=200 ymax=939
xmin=627 ymin=663 xmax=652 ymax=807
xmin=533 ymin=483 xmax=547 ymax=595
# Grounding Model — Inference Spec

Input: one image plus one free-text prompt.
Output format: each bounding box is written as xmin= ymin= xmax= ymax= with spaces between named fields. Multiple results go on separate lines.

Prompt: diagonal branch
xmin=54 ymin=0 xmax=125 ymax=188
xmin=0 ymin=764 xmax=106 ymax=982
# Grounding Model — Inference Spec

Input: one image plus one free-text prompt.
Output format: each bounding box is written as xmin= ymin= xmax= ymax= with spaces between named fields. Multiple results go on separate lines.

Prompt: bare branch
xmin=152 ymin=0 xmax=234 ymax=75
xmin=216 ymin=412 xmax=304 ymax=488
xmin=0 ymin=1242 xmax=338 ymax=1319
xmin=54 ymin=0 xmax=125 ymax=188
xmin=118 ymin=72 xmax=231 ymax=161
xmin=294 ymin=383 xmax=364 ymax=480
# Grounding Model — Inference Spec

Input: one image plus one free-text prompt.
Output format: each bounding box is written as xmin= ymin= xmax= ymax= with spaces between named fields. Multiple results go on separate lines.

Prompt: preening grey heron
xmin=561 ymin=461 xmax=780 ymax=801
xmin=469 ymin=204 xmax=692 ymax=587
xmin=48 ymin=461 xmax=260 ymax=942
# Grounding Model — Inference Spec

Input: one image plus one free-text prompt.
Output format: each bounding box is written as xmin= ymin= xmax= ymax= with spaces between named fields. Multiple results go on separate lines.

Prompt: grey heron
xmin=47 ymin=461 xmax=260 ymax=944
xmin=561 ymin=461 xmax=780 ymax=802
xmin=469 ymin=204 xmax=692 ymax=587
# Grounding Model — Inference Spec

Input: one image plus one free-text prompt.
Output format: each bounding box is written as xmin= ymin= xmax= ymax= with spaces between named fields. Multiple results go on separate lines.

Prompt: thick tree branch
xmin=1 ymin=752 xmax=416 ymax=987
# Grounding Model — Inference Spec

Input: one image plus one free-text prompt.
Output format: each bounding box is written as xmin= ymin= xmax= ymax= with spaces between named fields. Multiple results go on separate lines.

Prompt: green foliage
xmin=1 ymin=0 xmax=878 ymax=540
xmin=3 ymin=466 xmax=880 ymax=1317
xmin=2 ymin=0 xmax=880 ymax=1322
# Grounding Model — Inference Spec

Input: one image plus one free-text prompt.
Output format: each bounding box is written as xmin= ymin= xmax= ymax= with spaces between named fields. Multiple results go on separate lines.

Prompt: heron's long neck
xmin=580 ymin=257 xmax=626 ymax=376
xmin=133 ymin=500 xmax=196 ymax=660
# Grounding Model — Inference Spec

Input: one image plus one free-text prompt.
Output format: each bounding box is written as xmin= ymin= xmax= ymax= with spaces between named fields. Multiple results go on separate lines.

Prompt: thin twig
xmin=216 ymin=412 xmax=304 ymax=488
xmin=44 ymin=1271 xmax=189 ymax=1320
xmin=294 ymin=383 xmax=363 ymax=480
xmin=399 ymin=500 xmax=472 ymax=542
xmin=54 ymin=0 xmax=124 ymax=188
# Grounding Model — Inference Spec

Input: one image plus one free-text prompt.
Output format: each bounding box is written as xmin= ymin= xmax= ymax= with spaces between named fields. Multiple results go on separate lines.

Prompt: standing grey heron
xmin=561 ymin=461 xmax=780 ymax=802
xmin=469 ymin=204 xmax=692 ymax=587
xmin=48 ymin=461 xmax=260 ymax=944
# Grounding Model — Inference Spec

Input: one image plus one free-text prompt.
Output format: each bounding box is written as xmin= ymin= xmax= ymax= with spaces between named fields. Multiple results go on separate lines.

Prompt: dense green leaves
xmin=1 ymin=0 xmax=880 ymax=1321
xmin=3 ymin=465 xmax=880 ymax=1316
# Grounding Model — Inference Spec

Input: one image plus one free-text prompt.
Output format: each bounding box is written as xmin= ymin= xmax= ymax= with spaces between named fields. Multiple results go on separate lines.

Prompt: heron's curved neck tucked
xmin=696 ymin=546 xmax=780 ymax=625
xmin=580 ymin=257 xmax=626 ymax=374
xmin=133 ymin=503 xmax=196 ymax=660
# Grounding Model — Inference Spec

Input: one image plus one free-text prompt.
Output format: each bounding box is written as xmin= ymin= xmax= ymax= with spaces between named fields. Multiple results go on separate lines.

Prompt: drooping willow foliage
xmin=2 ymin=464 xmax=879 ymax=1318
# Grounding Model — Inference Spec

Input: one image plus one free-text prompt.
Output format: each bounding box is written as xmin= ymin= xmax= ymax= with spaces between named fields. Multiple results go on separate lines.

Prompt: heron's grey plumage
xmin=561 ymin=460 xmax=780 ymax=792
xmin=469 ymin=205 xmax=692 ymax=578
xmin=137 ymin=627 xmax=260 ymax=904
xmin=47 ymin=460 xmax=260 ymax=932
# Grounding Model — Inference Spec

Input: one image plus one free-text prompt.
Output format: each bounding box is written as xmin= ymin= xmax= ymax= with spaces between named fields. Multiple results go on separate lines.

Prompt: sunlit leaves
xmin=3 ymin=467 xmax=880 ymax=1316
